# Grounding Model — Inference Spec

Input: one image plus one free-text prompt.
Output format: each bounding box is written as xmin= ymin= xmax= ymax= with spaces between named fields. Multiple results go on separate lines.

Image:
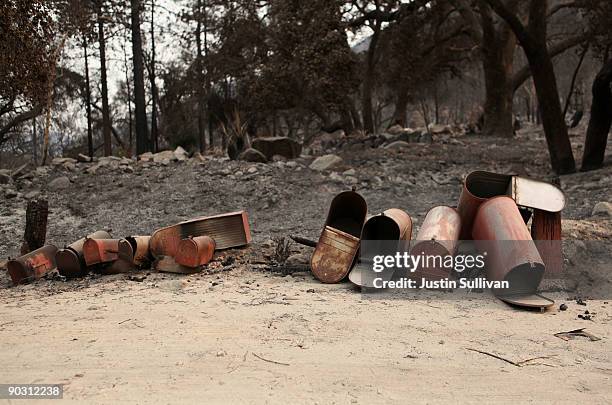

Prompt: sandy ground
xmin=1 ymin=127 xmax=611 ymax=403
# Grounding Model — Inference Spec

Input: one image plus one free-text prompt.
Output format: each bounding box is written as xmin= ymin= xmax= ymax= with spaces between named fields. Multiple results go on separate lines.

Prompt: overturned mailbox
xmin=175 ymin=236 xmax=216 ymax=268
xmin=410 ymin=206 xmax=462 ymax=281
xmin=7 ymin=245 xmax=58 ymax=285
xmin=150 ymin=211 xmax=251 ymax=258
xmin=457 ymin=171 xmax=565 ymax=239
xmin=349 ymin=208 xmax=412 ymax=288
xmin=118 ymin=236 xmax=152 ymax=267
xmin=472 ymin=196 xmax=553 ymax=310
xmin=56 ymin=230 xmax=112 ymax=278
xmin=83 ymin=238 xmax=121 ymax=266
xmin=311 ymin=191 xmax=367 ymax=284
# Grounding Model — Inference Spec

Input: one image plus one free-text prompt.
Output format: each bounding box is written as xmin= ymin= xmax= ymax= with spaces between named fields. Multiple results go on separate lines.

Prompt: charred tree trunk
xmin=21 ymin=199 xmax=48 ymax=255
xmin=123 ymin=43 xmax=134 ymax=156
xmin=150 ymin=0 xmax=158 ymax=153
xmin=196 ymin=0 xmax=206 ymax=153
xmin=486 ymin=0 xmax=576 ymax=174
xmin=83 ymin=36 xmax=94 ymax=158
xmin=131 ymin=0 xmax=150 ymax=155
xmin=392 ymin=88 xmax=409 ymax=127
xmin=362 ymin=26 xmax=380 ymax=134
xmin=480 ymin=1 xmax=516 ymax=138
xmin=98 ymin=14 xmax=112 ymax=156
xmin=581 ymin=58 xmax=612 ymax=171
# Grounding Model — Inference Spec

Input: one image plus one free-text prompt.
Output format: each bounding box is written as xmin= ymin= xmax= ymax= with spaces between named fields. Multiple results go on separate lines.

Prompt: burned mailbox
xmin=83 ymin=238 xmax=120 ymax=266
xmin=56 ymin=230 xmax=112 ymax=278
xmin=410 ymin=206 xmax=462 ymax=281
xmin=7 ymin=245 xmax=58 ymax=285
xmin=472 ymin=196 xmax=553 ymax=310
xmin=175 ymin=236 xmax=216 ymax=268
xmin=118 ymin=236 xmax=152 ymax=267
xmin=311 ymin=191 xmax=367 ymax=284
xmin=349 ymin=208 xmax=412 ymax=288
xmin=150 ymin=211 xmax=251 ymax=258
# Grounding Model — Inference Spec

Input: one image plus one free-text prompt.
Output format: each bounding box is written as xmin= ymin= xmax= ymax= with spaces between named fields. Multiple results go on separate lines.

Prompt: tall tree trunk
xmin=362 ymin=27 xmax=380 ymax=134
xmin=131 ymin=0 xmax=150 ymax=155
xmin=196 ymin=0 xmax=206 ymax=153
xmin=480 ymin=1 xmax=516 ymax=137
xmin=83 ymin=36 xmax=94 ymax=158
xmin=98 ymin=14 xmax=112 ymax=156
xmin=581 ymin=58 xmax=612 ymax=171
xmin=150 ymin=0 xmax=158 ymax=153
xmin=392 ymin=87 xmax=409 ymax=127
xmin=123 ymin=42 xmax=134 ymax=157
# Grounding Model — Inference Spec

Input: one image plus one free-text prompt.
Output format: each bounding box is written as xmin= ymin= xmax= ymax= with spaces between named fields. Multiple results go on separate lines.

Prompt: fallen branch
xmin=290 ymin=235 xmax=317 ymax=248
xmin=252 ymin=352 xmax=290 ymax=366
xmin=466 ymin=348 xmax=519 ymax=367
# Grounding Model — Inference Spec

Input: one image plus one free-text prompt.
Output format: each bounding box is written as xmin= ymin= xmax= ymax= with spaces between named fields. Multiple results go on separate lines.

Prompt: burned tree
xmin=131 ymin=0 xmax=150 ymax=155
xmin=485 ymin=0 xmax=576 ymax=174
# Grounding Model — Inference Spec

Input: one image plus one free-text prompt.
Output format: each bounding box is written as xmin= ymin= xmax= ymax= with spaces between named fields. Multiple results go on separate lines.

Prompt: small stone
xmin=77 ymin=153 xmax=92 ymax=163
xmin=592 ymin=202 xmax=612 ymax=217
xmin=48 ymin=176 xmax=71 ymax=190
xmin=5 ymin=189 xmax=18 ymax=199
xmin=309 ymin=154 xmax=342 ymax=171
xmin=247 ymin=166 xmax=258 ymax=174
xmin=285 ymin=253 xmax=309 ymax=266
xmin=343 ymin=168 xmax=356 ymax=176
xmin=123 ymin=166 xmax=135 ymax=173
xmin=559 ymin=303 xmax=568 ymax=311
xmin=24 ymin=190 xmax=40 ymax=199
xmin=174 ymin=146 xmax=189 ymax=161
xmin=384 ymin=141 xmax=411 ymax=150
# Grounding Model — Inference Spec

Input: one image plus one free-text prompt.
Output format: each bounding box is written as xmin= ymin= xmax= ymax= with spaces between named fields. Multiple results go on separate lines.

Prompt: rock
xmin=384 ymin=141 xmax=411 ymax=150
xmin=238 ymin=148 xmax=267 ymax=163
xmin=285 ymin=161 xmax=298 ymax=168
xmin=429 ymin=124 xmax=451 ymax=134
xmin=4 ymin=189 xmax=18 ymax=199
xmin=343 ymin=168 xmax=356 ymax=176
xmin=592 ymin=202 xmax=612 ymax=217
xmin=153 ymin=150 xmax=175 ymax=163
xmin=174 ymin=146 xmax=188 ymax=161
xmin=192 ymin=152 xmax=206 ymax=162
xmin=285 ymin=253 xmax=310 ymax=266
xmin=271 ymin=154 xmax=287 ymax=162
xmin=123 ymin=166 xmax=135 ymax=174
xmin=309 ymin=154 xmax=343 ymax=171
xmin=85 ymin=164 xmax=101 ymax=175
xmin=62 ymin=162 xmax=76 ymax=172
xmin=251 ymin=137 xmax=302 ymax=160
xmin=11 ymin=163 xmax=29 ymax=179
xmin=24 ymin=190 xmax=40 ymax=199
xmin=139 ymin=152 xmax=154 ymax=162
xmin=328 ymin=172 xmax=343 ymax=182
xmin=77 ymin=153 xmax=92 ymax=163
xmin=51 ymin=157 xmax=77 ymax=166
xmin=247 ymin=166 xmax=258 ymax=174
xmin=48 ymin=176 xmax=71 ymax=190
xmin=386 ymin=124 xmax=405 ymax=135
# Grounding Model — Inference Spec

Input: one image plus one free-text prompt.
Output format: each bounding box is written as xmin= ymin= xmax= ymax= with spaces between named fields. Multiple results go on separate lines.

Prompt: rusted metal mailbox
xmin=175 ymin=236 xmax=216 ymax=268
xmin=56 ymin=230 xmax=112 ymax=278
xmin=472 ymin=196 xmax=553 ymax=310
xmin=150 ymin=211 xmax=251 ymax=258
xmin=83 ymin=238 xmax=120 ymax=266
xmin=457 ymin=171 xmax=511 ymax=239
xmin=410 ymin=206 xmax=462 ymax=280
xmin=7 ymin=245 xmax=58 ymax=285
xmin=311 ymin=191 xmax=367 ymax=283
xmin=349 ymin=208 xmax=412 ymax=287
xmin=118 ymin=235 xmax=152 ymax=267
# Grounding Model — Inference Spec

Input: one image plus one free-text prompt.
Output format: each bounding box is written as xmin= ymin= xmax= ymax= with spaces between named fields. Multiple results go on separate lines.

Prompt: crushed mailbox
xmin=5 ymin=170 xmax=568 ymax=311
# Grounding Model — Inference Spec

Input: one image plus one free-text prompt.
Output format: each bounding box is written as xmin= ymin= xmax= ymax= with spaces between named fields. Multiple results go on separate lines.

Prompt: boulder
xmin=77 ymin=153 xmax=93 ymax=163
xmin=152 ymin=150 xmax=175 ymax=163
xmin=173 ymin=146 xmax=189 ymax=161
xmin=592 ymin=202 xmax=612 ymax=217
xmin=238 ymin=148 xmax=267 ymax=163
xmin=51 ymin=157 xmax=77 ymax=166
xmin=429 ymin=124 xmax=451 ymax=134
xmin=251 ymin=137 xmax=302 ymax=160
xmin=309 ymin=154 xmax=342 ymax=171
xmin=386 ymin=124 xmax=405 ymax=135
xmin=48 ymin=176 xmax=71 ymax=190
xmin=139 ymin=152 xmax=154 ymax=162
